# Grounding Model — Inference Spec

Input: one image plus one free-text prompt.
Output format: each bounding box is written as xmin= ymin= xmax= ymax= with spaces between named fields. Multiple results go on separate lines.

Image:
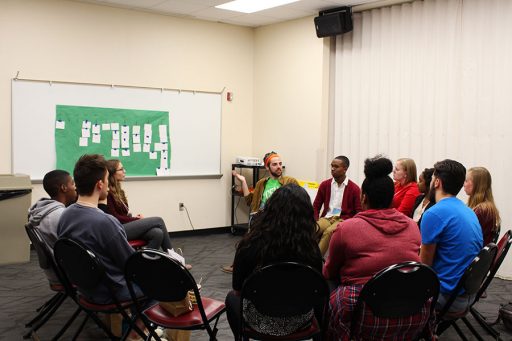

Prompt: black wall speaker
xmin=314 ymin=7 xmax=353 ymax=38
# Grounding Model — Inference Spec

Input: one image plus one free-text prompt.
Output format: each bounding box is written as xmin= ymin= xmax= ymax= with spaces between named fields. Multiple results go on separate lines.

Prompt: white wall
xmin=0 ymin=0 xmax=255 ymax=231
xmin=253 ymin=18 xmax=330 ymax=182
xmin=0 ymin=0 xmax=329 ymax=231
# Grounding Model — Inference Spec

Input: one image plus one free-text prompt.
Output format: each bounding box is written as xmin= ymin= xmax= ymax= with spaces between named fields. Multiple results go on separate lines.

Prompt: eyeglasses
xmin=116 ymin=168 xmax=125 ymax=172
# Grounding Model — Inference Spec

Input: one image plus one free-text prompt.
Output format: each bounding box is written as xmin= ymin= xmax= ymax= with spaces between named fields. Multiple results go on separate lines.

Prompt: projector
xmin=235 ymin=156 xmax=262 ymax=166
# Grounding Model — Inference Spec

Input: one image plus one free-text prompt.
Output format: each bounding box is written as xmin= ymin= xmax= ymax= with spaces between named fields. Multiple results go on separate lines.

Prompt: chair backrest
xmin=492 ymin=225 xmax=502 ymax=244
xmin=53 ymin=238 xmax=106 ymax=291
xmin=438 ymin=243 xmax=497 ymax=318
xmin=356 ymin=261 xmax=439 ymax=318
xmin=25 ymin=223 xmax=65 ymax=285
xmin=240 ymin=262 xmax=329 ymax=318
xmin=25 ymin=223 xmax=52 ymax=271
xmin=125 ymin=249 xmax=197 ymax=303
xmin=475 ymin=230 xmax=512 ymax=301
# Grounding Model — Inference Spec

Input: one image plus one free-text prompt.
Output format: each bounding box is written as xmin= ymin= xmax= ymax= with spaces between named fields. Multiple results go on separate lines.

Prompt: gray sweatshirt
xmin=28 ymin=198 xmax=64 ymax=284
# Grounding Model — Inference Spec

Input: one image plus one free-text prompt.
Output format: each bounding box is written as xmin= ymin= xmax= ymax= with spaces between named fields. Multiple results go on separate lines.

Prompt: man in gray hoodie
xmin=28 ymin=170 xmax=77 ymax=283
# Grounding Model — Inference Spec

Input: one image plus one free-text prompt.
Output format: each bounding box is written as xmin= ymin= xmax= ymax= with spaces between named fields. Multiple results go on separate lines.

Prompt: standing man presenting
xmin=313 ymin=156 xmax=362 ymax=255
xmin=222 ymin=151 xmax=298 ymax=273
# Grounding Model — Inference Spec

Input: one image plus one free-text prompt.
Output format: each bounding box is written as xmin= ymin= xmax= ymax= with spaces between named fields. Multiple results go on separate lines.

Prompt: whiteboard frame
xmin=11 ymin=78 xmax=223 ymax=180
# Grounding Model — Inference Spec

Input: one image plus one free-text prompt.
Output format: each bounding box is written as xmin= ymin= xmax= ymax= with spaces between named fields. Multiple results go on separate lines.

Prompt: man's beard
xmin=270 ymin=169 xmax=282 ymax=178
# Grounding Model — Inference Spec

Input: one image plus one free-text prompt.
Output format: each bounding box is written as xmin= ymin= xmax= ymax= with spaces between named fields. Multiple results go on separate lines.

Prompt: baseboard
xmin=168 ymin=226 xmax=233 ymax=238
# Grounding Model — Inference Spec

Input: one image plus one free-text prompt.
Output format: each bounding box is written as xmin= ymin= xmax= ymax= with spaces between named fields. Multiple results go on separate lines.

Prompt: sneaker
xmin=221 ymin=265 xmax=233 ymax=273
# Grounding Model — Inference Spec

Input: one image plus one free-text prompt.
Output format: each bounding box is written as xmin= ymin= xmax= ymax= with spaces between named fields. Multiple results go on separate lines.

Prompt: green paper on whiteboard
xmin=55 ymin=105 xmax=170 ymax=176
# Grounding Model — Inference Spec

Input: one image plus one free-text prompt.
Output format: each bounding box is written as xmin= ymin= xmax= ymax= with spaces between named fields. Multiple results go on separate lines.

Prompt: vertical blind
xmin=333 ymin=0 xmax=512 ymax=278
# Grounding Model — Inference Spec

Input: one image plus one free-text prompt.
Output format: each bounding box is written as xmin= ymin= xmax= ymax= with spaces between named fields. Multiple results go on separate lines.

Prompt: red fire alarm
xmin=227 ymin=91 xmax=233 ymax=102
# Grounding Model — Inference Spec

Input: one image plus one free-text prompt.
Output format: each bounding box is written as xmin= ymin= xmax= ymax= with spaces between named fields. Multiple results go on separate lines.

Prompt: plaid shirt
xmin=327 ymin=285 xmax=434 ymax=341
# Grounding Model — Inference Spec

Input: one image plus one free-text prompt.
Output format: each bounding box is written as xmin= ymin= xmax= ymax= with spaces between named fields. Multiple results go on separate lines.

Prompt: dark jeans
xmin=123 ymin=217 xmax=172 ymax=251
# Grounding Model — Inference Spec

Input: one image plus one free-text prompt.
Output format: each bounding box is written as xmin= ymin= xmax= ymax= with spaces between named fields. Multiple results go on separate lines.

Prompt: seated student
xmin=411 ymin=167 xmax=435 ymax=225
xmin=28 ymin=170 xmax=77 ymax=283
xmin=105 ymin=159 xmax=187 ymax=267
xmin=225 ymin=184 xmax=322 ymax=339
xmin=420 ymin=159 xmax=483 ymax=315
xmin=323 ymin=156 xmax=422 ymax=340
xmin=313 ymin=156 xmax=362 ymax=255
xmin=464 ymin=167 xmax=501 ymax=245
xmin=392 ymin=158 xmax=420 ymax=216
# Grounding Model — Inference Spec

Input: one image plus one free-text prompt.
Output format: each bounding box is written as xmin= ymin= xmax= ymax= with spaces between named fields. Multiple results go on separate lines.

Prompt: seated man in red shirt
xmin=313 ymin=156 xmax=362 ymax=255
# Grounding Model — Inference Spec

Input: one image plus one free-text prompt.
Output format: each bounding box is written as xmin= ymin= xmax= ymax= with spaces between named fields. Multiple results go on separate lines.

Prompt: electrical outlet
xmin=179 ymin=202 xmax=184 ymax=211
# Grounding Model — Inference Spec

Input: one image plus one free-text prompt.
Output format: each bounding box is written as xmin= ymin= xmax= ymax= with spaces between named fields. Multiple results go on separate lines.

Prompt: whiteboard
xmin=11 ymin=79 xmax=222 ymax=180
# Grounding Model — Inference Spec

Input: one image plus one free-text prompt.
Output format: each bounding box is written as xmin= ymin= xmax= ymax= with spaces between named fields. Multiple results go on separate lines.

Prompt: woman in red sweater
xmin=464 ymin=167 xmax=501 ymax=245
xmin=392 ymin=158 xmax=420 ymax=216
xmin=323 ymin=156 xmax=423 ymax=340
xmin=105 ymin=160 xmax=176 ymax=256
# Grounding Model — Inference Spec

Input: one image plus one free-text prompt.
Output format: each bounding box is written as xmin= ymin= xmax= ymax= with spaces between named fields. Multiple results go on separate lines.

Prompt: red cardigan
xmin=107 ymin=192 xmax=138 ymax=224
xmin=392 ymin=182 xmax=420 ymax=217
xmin=313 ymin=178 xmax=362 ymax=221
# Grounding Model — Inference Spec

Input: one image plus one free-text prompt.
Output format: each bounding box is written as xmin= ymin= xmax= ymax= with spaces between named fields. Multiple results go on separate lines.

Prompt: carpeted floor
xmin=1 ymin=232 xmax=511 ymax=340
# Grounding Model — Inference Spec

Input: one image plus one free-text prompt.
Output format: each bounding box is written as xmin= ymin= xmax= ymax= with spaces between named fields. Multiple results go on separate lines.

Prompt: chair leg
xmin=451 ymin=321 xmax=469 ymax=341
xmin=23 ymin=293 xmax=68 ymax=338
xmin=71 ymin=314 xmax=89 ymax=341
xmin=51 ymin=306 xmax=82 ymax=341
xmin=26 ymin=292 xmax=63 ymax=327
xmin=470 ymin=307 xmax=502 ymax=339
xmin=461 ymin=317 xmax=485 ymax=341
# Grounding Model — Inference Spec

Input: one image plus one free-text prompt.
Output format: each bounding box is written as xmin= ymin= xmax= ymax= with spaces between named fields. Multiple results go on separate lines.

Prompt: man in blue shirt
xmin=420 ymin=159 xmax=483 ymax=314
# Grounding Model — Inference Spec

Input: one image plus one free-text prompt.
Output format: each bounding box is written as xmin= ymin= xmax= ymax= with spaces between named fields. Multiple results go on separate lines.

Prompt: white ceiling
xmin=73 ymin=0 xmax=382 ymax=27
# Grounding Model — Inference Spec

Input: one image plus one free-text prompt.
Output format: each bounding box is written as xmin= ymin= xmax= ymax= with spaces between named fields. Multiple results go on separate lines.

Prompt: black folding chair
xmin=125 ymin=249 xmax=226 ymax=341
xmin=23 ymin=223 xmax=82 ymax=340
xmin=465 ymin=230 xmax=512 ymax=340
xmin=54 ymin=238 xmax=146 ymax=340
xmin=350 ymin=261 xmax=439 ymax=340
xmin=436 ymin=243 xmax=498 ymax=340
xmin=239 ymin=262 xmax=329 ymax=341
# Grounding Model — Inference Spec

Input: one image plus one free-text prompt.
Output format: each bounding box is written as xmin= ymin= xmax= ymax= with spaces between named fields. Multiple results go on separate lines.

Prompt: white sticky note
xmin=79 ymin=137 xmax=88 ymax=147
xmin=149 ymin=151 xmax=157 ymax=160
xmin=160 ymin=153 xmax=168 ymax=169
xmin=144 ymin=124 xmax=152 ymax=132
xmin=121 ymin=125 xmax=129 ymax=135
xmin=111 ymin=148 xmax=119 ymax=157
xmin=121 ymin=138 xmax=129 ymax=149
xmin=82 ymin=120 xmax=92 ymax=129
xmin=122 ymin=149 xmax=130 ymax=157
xmin=92 ymin=124 xmax=101 ymax=134
xmin=92 ymin=134 xmax=101 ymax=144
xmin=112 ymin=130 xmax=120 ymax=140
xmin=159 ymin=125 xmax=168 ymax=143
xmin=56 ymin=120 xmax=65 ymax=129
xmin=133 ymin=144 xmax=142 ymax=152
xmin=143 ymin=143 xmax=151 ymax=153
xmin=154 ymin=143 xmax=163 ymax=152
xmin=161 ymin=142 xmax=168 ymax=152
xmin=111 ymin=123 xmax=120 ymax=131
xmin=144 ymin=134 xmax=152 ymax=144
xmin=82 ymin=128 xmax=90 ymax=138
xmin=102 ymin=123 xmax=111 ymax=130
xmin=133 ymin=125 xmax=140 ymax=134
xmin=132 ymin=134 xmax=140 ymax=144
xmin=112 ymin=139 xmax=120 ymax=149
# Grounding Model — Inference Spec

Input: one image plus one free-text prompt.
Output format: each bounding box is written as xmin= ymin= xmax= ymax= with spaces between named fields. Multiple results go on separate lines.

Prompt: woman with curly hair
xmin=464 ymin=167 xmax=501 ymax=245
xmin=323 ymin=156 xmax=424 ymax=340
xmin=225 ymin=183 xmax=323 ymax=339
